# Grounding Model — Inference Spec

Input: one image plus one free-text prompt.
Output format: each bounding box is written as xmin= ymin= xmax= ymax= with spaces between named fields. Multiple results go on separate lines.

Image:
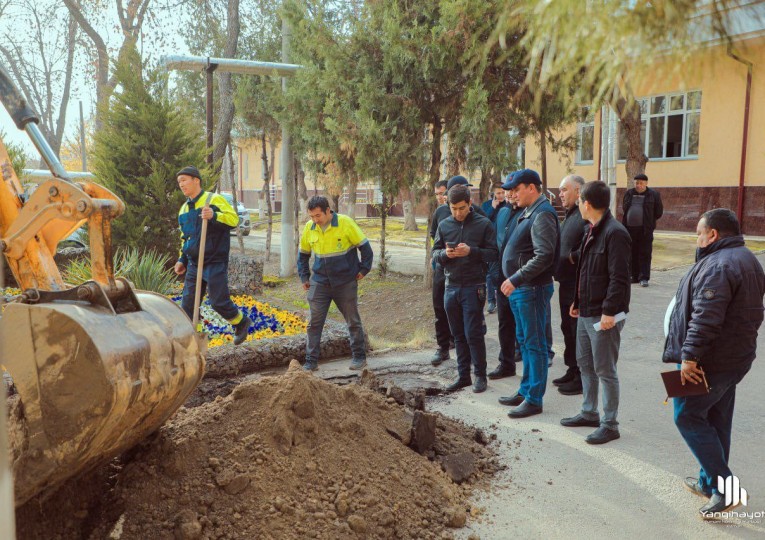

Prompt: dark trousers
xmin=673 ymin=367 xmax=750 ymax=496
xmin=444 ymin=284 xmax=487 ymax=380
xmin=432 ymin=265 xmax=452 ymax=351
xmin=495 ymin=276 xmax=517 ymax=369
xmin=558 ymin=280 xmax=578 ymax=372
xmin=628 ymin=227 xmax=653 ymax=282
xmin=486 ymin=261 xmax=500 ymax=307
xmin=181 ymin=261 xmax=240 ymax=323
xmin=306 ymin=279 xmax=366 ymax=363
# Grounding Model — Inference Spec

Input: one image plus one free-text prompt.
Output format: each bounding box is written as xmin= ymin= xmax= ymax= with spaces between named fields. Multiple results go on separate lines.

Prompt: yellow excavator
xmin=0 ymin=64 xmax=206 ymax=512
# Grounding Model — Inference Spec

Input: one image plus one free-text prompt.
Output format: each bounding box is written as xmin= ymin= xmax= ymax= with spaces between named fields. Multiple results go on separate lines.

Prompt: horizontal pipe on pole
xmin=160 ymin=55 xmax=301 ymax=77
xmin=23 ymin=169 xmax=95 ymax=181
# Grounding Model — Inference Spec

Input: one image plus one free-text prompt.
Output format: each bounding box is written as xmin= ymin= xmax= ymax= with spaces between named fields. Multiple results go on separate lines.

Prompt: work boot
xmin=558 ymin=374 xmax=583 ymax=396
xmin=553 ymin=368 xmax=577 ymax=386
xmin=233 ymin=316 xmax=253 ymax=345
xmin=472 ymin=376 xmax=488 ymax=393
xmin=431 ymin=349 xmax=450 ymax=367
xmin=302 ymin=360 xmax=319 ymax=372
xmin=585 ymin=426 xmax=620 ymax=445
xmin=444 ymin=378 xmax=472 ymax=394
xmin=349 ymin=358 xmax=367 ymax=370
xmin=488 ymin=364 xmax=516 ymax=380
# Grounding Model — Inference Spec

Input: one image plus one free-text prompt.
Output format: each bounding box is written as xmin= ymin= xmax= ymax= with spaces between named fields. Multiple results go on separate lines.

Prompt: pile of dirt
xmin=15 ymin=362 xmax=499 ymax=539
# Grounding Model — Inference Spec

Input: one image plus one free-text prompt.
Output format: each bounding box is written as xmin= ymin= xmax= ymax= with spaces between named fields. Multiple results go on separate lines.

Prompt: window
xmin=576 ymin=107 xmax=595 ymax=163
xmin=618 ymin=91 xmax=701 ymax=160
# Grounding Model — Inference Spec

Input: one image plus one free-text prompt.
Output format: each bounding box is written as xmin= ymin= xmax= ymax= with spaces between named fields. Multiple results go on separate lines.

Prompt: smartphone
xmin=446 ymin=242 xmax=457 ymax=249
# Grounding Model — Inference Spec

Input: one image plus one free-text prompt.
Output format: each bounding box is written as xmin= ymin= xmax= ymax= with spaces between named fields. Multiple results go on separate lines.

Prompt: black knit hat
xmin=177 ymin=166 xmax=202 ymax=181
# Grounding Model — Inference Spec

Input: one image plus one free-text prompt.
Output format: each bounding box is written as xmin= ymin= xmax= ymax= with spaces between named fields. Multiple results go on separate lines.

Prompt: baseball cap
xmin=446 ymin=175 xmax=472 ymax=190
xmin=502 ymin=169 xmax=542 ymax=190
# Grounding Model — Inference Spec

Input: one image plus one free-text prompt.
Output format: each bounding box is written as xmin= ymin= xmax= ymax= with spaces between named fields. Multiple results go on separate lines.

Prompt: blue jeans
xmin=674 ymin=367 xmax=750 ymax=496
xmin=306 ymin=279 xmax=366 ymax=365
xmin=510 ymin=283 xmax=554 ymax=407
xmin=444 ymin=284 xmax=487 ymax=380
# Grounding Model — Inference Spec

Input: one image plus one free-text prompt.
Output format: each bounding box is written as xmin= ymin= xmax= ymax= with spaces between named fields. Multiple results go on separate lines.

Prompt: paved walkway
xmin=313 ymin=256 xmax=765 ymax=538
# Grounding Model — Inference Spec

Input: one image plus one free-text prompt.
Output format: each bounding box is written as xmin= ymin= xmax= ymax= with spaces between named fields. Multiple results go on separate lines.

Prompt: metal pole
xmin=79 ymin=100 xmax=87 ymax=171
xmin=279 ymin=17 xmax=296 ymax=277
xmin=205 ymin=60 xmax=217 ymax=167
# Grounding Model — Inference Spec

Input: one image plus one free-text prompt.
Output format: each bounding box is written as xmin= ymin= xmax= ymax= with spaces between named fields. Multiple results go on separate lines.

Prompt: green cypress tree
xmin=92 ymin=46 xmax=214 ymax=260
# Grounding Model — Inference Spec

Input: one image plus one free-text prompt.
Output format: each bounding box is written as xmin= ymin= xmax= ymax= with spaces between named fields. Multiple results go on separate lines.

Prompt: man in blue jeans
xmin=298 ymin=196 xmax=374 ymax=371
xmin=663 ymin=208 xmax=764 ymax=518
xmin=432 ymin=185 xmax=498 ymax=394
xmin=498 ymin=169 xmax=559 ymax=418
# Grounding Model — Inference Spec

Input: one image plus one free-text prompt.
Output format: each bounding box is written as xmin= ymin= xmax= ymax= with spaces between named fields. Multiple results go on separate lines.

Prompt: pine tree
xmin=92 ymin=46 xmax=214 ymax=260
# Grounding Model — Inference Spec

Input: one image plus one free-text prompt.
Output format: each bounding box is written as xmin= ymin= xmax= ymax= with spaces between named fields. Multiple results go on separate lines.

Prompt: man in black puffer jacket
xmin=433 ymin=185 xmax=498 ymax=394
xmin=561 ymin=181 xmax=631 ymax=445
xmin=663 ymin=208 xmax=765 ymax=519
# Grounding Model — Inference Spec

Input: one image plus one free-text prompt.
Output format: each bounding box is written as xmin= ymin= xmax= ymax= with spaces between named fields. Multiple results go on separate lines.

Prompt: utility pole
xmin=79 ymin=101 xmax=87 ymax=171
xmin=279 ymin=16 xmax=296 ymax=277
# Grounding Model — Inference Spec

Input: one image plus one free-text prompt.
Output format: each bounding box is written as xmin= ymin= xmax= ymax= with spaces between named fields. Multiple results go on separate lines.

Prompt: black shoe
xmin=233 ymin=316 xmax=253 ymax=345
xmin=684 ymin=477 xmax=711 ymax=499
xmin=640 ymin=280 xmax=649 ymax=287
xmin=487 ymin=303 xmax=496 ymax=314
xmin=700 ymin=492 xmax=744 ymax=519
xmin=585 ymin=426 xmax=620 ymax=444
xmin=488 ymin=364 xmax=516 ymax=380
xmin=513 ymin=350 xmax=522 ymax=363
xmin=558 ymin=375 xmax=583 ymax=396
xmin=553 ymin=369 xmax=577 ymax=386
xmin=560 ymin=414 xmax=600 ymax=428
xmin=508 ymin=400 xmax=543 ymax=418
xmin=431 ymin=349 xmax=450 ymax=367
xmin=448 ymin=340 xmax=456 ymax=350
xmin=444 ymin=378 xmax=472 ymax=394
xmin=498 ymin=392 xmax=524 ymax=406
xmin=472 ymin=377 xmax=487 ymax=393
xmin=548 ymin=354 xmax=554 ymax=367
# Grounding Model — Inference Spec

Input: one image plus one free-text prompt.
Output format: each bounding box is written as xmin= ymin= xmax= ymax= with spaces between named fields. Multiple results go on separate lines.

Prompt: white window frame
xmin=575 ymin=107 xmax=596 ymax=165
xmin=618 ymin=90 xmax=701 ymax=162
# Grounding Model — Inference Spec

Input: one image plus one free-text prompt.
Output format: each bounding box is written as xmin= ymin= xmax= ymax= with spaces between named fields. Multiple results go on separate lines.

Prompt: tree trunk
xmin=331 ymin=194 xmax=341 ymax=212
xmin=346 ymin=173 xmax=358 ymax=219
xmin=614 ymin=94 xmax=648 ymax=189
xmin=297 ymin=158 xmax=309 ymax=221
xmin=538 ymin=127 xmax=548 ymax=192
xmin=379 ymin=192 xmax=388 ymax=279
xmin=446 ymin=136 xmax=463 ymax=178
xmin=293 ymin=156 xmax=301 ymax=262
xmin=479 ymin=167 xmax=491 ymax=203
xmin=211 ymin=0 xmax=240 ymax=173
xmin=425 ymin=118 xmax=442 ymax=288
xmin=261 ymin=132 xmax=273 ymax=262
xmin=226 ymin=143 xmax=245 ymax=254
xmin=402 ymin=187 xmax=418 ymax=231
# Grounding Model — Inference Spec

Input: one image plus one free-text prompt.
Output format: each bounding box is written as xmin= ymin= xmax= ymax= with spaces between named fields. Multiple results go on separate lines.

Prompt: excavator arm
xmin=0 ymin=64 xmax=205 ymax=508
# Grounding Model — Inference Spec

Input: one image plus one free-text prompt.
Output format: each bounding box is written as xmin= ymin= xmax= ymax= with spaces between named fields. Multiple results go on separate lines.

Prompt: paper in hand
xmin=593 ymin=311 xmax=627 ymax=331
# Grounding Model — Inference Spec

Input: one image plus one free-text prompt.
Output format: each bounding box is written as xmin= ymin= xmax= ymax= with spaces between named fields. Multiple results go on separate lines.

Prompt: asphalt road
xmin=314 ymin=255 xmax=765 ymax=538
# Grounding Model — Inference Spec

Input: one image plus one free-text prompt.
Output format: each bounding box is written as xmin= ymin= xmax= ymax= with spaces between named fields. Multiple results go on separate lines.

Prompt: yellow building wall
xmin=525 ymin=38 xmax=765 ymax=189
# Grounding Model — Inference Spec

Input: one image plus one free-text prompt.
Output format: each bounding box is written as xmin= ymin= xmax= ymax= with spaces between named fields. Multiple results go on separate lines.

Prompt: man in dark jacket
xmin=663 ymin=208 xmax=764 ymax=518
xmin=497 ymin=169 xmax=559 ymax=418
xmin=561 ymin=181 xmax=631 ymax=445
xmin=488 ymin=184 xmax=522 ymax=379
xmin=429 ymin=176 xmax=486 ymax=367
xmin=432 ymin=184 xmax=498 ymax=394
xmin=622 ymin=173 xmax=663 ymax=287
xmin=553 ymin=175 xmax=587 ymax=395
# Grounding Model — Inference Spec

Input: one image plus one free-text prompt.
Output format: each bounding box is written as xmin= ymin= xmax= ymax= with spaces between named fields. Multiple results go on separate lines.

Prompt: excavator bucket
xmin=2 ymin=287 xmax=205 ymax=506
xmin=0 ymin=63 xmax=206 ymax=506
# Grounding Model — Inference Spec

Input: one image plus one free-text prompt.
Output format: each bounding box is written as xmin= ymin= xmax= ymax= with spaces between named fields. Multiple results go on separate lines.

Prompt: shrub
xmin=64 ymin=248 xmax=177 ymax=295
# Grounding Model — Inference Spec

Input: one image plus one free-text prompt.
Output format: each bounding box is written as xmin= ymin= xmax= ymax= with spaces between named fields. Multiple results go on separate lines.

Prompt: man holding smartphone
xmin=432 ymin=185 xmax=498 ymax=393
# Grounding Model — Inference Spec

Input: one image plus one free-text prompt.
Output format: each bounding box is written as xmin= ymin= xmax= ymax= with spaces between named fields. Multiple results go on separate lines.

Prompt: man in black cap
xmin=174 ymin=166 xmax=253 ymax=345
xmin=432 ymin=184 xmax=497 ymax=393
xmin=622 ymin=173 xmax=663 ymax=287
xmin=498 ymin=169 xmax=560 ymax=418
xmin=429 ymin=176 xmax=485 ymax=367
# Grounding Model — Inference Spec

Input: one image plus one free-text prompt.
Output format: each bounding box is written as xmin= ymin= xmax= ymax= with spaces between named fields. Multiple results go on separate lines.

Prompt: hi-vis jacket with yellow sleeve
xmin=178 ymin=191 xmax=239 ymax=266
xmin=298 ymin=212 xmax=374 ymax=287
